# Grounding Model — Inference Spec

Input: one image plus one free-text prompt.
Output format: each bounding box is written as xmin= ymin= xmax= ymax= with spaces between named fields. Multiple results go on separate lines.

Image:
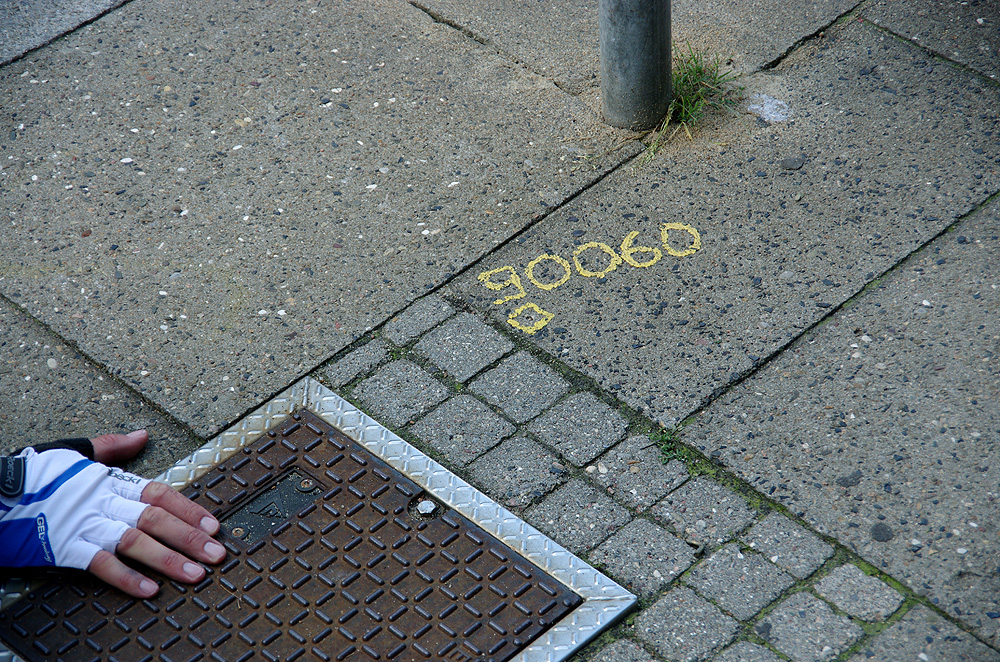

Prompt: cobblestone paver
xmin=713 ymin=641 xmax=784 ymax=662
xmin=591 ymin=639 xmax=657 ymax=662
xmin=635 ymin=587 xmax=739 ymax=661
xmin=741 ymin=512 xmax=834 ymax=579
xmin=815 ymin=564 xmax=904 ymax=622
xmin=686 ymin=543 xmax=795 ymax=620
xmin=590 ymin=519 xmax=696 ymax=598
xmin=529 ymin=391 xmax=627 ymax=465
xmin=408 ymin=394 xmax=515 ymax=466
xmin=351 ymin=360 xmax=448 ymax=427
xmin=314 ymin=298 xmax=983 ymax=662
xmin=382 ymin=295 xmax=455 ymax=345
xmin=654 ymin=477 xmax=756 ymax=547
xmin=414 ymin=312 xmax=513 ymax=382
xmin=524 ymin=479 xmax=632 ymax=553
xmin=588 ymin=435 xmax=689 ymax=510
xmin=756 ymin=592 xmax=863 ymax=662
xmin=469 ymin=351 xmax=570 ymax=422
xmin=467 ymin=434 xmax=564 ymax=507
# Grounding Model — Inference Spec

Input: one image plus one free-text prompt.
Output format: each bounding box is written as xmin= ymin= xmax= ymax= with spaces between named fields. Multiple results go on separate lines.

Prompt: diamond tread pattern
xmin=0 ymin=409 xmax=583 ymax=662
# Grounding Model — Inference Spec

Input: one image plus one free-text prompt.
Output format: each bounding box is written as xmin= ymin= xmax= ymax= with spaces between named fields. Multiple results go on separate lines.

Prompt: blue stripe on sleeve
xmin=18 ymin=458 xmax=93 ymax=506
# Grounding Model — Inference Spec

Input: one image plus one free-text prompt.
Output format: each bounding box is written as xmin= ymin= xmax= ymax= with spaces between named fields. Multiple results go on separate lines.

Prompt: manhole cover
xmin=0 ymin=378 xmax=634 ymax=662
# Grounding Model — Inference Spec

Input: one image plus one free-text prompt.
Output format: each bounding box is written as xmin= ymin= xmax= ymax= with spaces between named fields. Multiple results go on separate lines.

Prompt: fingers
xmin=91 ymin=430 xmax=148 ymax=465
xmin=141 ymin=480 xmax=220 ymax=536
xmin=136 ymin=503 xmax=227 ymax=565
xmin=88 ymin=549 xmax=161 ymax=598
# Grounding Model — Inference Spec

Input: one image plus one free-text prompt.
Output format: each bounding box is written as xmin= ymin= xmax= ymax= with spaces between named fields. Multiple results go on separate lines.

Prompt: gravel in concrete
xmin=524 ymin=479 xmax=631 ymax=553
xmin=635 ymin=587 xmax=739 ymax=662
xmin=756 ymin=592 xmax=864 ymax=662
xmin=654 ymin=477 xmax=756 ymax=546
xmin=590 ymin=519 xmax=696 ymax=598
xmin=467 ymin=435 xmax=563 ymax=507
xmin=317 ymin=338 xmax=390 ymax=388
xmin=413 ymin=312 xmax=513 ymax=382
xmin=0 ymin=298 xmax=193 ymax=477
xmin=685 ymin=199 xmax=1000 ymax=645
xmin=0 ymin=0 xmax=128 ymax=65
xmin=408 ymin=394 xmax=514 ymax=467
xmin=382 ymin=296 xmax=455 ymax=347
xmin=741 ymin=512 xmax=834 ymax=579
xmin=528 ymin=391 xmax=627 ymax=465
xmin=686 ymin=543 xmax=795 ymax=621
xmin=713 ymin=641 xmax=783 ymax=662
xmin=451 ymin=19 xmax=1000 ymax=430
xmin=590 ymin=639 xmax=656 ymax=662
xmin=848 ymin=605 xmax=1000 ymax=662
xmin=0 ymin=0 xmax=635 ymax=437
xmin=815 ymin=564 xmax=904 ymax=622
xmin=469 ymin=352 xmax=569 ymax=423
xmin=588 ymin=435 xmax=689 ymax=510
xmin=351 ymin=360 xmax=448 ymax=428
xmin=864 ymin=0 xmax=1000 ymax=80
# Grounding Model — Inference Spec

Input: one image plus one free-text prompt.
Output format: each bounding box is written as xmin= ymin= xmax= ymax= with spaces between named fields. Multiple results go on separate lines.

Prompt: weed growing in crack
xmin=641 ymin=43 xmax=741 ymax=162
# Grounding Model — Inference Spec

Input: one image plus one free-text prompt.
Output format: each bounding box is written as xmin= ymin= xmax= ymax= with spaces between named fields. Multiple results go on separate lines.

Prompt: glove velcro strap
xmin=0 ymin=456 xmax=26 ymax=498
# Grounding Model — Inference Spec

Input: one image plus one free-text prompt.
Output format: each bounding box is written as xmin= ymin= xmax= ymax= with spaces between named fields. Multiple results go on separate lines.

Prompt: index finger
xmin=141 ymin=481 xmax=219 ymax=535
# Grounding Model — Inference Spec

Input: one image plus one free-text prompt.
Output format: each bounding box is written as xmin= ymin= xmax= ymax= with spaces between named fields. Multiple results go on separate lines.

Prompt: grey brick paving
xmin=413 ymin=312 xmax=513 ymax=382
xmin=319 ymin=338 xmax=390 ymax=388
xmin=591 ymin=639 xmax=657 ymax=662
xmin=815 ymin=564 xmax=904 ymax=622
xmin=686 ymin=543 xmax=795 ymax=621
xmin=654 ymin=477 xmax=756 ymax=547
xmin=590 ymin=519 xmax=696 ymax=598
xmin=741 ymin=512 xmax=834 ymax=580
xmin=756 ymin=592 xmax=863 ymax=662
xmin=635 ymin=587 xmax=739 ymax=662
xmin=469 ymin=351 xmax=569 ymax=423
xmin=524 ymin=479 xmax=631 ymax=553
xmin=467 ymin=435 xmax=564 ymax=507
xmin=589 ymin=434 xmax=689 ymax=510
xmin=382 ymin=295 xmax=455 ymax=345
xmin=713 ymin=641 xmax=783 ymax=662
xmin=847 ymin=605 xmax=1000 ymax=662
xmin=352 ymin=360 xmax=449 ymax=427
xmin=529 ymin=391 xmax=627 ymax=465
xmin=408 ymin=395 xmax=515 ymax=467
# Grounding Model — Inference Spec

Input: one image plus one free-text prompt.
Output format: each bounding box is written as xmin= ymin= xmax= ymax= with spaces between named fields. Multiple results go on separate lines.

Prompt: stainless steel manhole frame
xmin=0 ymin=376 xmax=635 ymax=662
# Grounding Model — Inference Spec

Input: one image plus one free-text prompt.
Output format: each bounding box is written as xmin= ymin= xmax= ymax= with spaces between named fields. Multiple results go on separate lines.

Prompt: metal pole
xmin=599 ymin=0 xmax=671 ymax=130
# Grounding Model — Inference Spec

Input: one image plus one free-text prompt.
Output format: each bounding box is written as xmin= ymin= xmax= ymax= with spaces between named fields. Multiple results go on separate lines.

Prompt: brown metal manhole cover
xmin=0 ymin=409 xmax=584 ymax=662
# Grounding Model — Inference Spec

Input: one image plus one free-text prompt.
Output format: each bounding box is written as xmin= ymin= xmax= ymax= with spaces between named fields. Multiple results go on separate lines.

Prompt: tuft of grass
xmin=642 ymin=43 xmax=740 ymax=160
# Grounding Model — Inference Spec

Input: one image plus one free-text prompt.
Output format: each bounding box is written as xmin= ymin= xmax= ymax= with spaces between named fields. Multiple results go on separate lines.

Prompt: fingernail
xmin=204 ymin=541 xmax=225 ymax=560
xmin=139 ymin=579 xmax=158 ymax=596
xmin=183 ymin=562 xmax=203 ymax=579
xmin=200 ymin=516 xmax=219 ymax=534
xmin=126 ymin=430 xmax=146 ymax=440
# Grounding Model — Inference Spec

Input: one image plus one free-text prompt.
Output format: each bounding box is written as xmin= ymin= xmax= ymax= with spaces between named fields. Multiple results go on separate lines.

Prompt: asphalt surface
xmin=2 ymin=0 xmax=998 ymax=660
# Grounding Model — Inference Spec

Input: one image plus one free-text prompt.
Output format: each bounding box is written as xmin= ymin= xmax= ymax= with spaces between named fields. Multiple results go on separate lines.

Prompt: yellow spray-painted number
xmin=478 ymin=221 xmax=703 ymax=334
xmin=526 ymin=254 xmax=572 ymax=291
xmin=477 ymin=266 xmax=527 ymax=305
xmin=661 ymin=222 xmax=702 ymax=257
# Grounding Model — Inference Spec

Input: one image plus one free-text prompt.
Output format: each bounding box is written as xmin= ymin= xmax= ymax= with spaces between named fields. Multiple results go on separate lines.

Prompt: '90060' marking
xmin=478 ymin=222 xmax=702 ymax=334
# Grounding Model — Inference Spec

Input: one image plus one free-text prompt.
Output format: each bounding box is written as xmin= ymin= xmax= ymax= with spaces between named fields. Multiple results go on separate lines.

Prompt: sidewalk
xmin=2 ymin=0 xmax=999 ymax=660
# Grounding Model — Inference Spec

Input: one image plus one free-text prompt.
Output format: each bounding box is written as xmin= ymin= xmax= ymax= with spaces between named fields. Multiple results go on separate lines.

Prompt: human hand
xmin=1 ymin=441 xmax=226 ymax=598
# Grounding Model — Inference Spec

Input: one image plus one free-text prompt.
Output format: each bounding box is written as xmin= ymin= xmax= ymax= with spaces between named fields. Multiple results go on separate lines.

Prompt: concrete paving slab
xmin=412 ymin=0 xmax=859 ymax=92
xmin=0 ymin=0 xmax=637 ymax=438
xmin=714 ymin=641 xmax=783 ymax=662
xmin=685 ymin=196 xmax=1000 ymax=644
xmin=815 ymin=564 xmax=904 ymax=622
xmin=467 ymin=434 xmax=564 ymax=507
xmin=848 ymin=605 xmax=1000 ymax=662
xmin=408 ymin=393 xmax=516 ymax=466
xmin=0 ymin=297 xmax=194 ymax=477
xmin=591 ymin=639 xmax=657 ymax=662
xmin=449 ymin=19 xmax=1000 ymax=428
xmin=588 ymin=434 xmax=689 ymax=511
xmin=634 ymin=586 xmax=739 ymax=661
xmin=864 ymin=0 xmax=1000 ymax=80
xmin=685 ymin=543 xmax=795 ymax=620
xmin=590 ymin=518 xmax=696 ymax=598
xmin=524 ymin=478 xmax=631 ymax=553
xmin=741 ymin=512 xmax=834 ymax=579
xmin=0 ymin=0 xmax=128 ymax=66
